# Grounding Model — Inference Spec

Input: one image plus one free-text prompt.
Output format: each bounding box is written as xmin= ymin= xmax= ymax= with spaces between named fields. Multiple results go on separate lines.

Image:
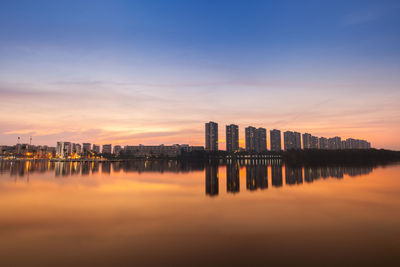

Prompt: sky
xmin=0 ymin=0 xmax=399 ymax=149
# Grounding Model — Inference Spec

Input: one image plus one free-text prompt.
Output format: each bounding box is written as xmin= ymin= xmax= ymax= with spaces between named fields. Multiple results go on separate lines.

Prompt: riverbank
xmin=2 ymin=149 xmax=399 ymax=164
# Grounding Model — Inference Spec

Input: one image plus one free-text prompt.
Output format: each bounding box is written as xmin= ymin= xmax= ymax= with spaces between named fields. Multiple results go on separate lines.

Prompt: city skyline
xmin=1 ymin=121 xmax=372 ymax=152
xmin=1 ymin=1 xmax=400 ymax=150
xmin=0 ymin=120 xmax=372 ymax=156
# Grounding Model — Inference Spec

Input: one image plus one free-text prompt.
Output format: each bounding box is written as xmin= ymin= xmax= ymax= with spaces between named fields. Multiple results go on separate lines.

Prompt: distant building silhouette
xmin=246 ymin=127 xmax=267 ymax=152
xmin=302 ymin=133 xmax=311 ymax=149
xmin=270 ymin=129 xmax=281 ymax=151
xmin=311 ymin=136 xmax=319 ymax=149
xmin=72 ymin=143 xmax=82 ymax=154
xmin=124 ymin=144 xmax=182 ymax=157
xmin=284 ymin=131 xmax=301 ymax=150
xmin=294 ymin=132 xmax=301 ymax=149
xmin=344 ymin=138 xmax=371 ymax=149
xmin=82 ymin=143 xmax=91 ymax=154
xmin=92 ymin=144 xmax=100 ymax=154
xmin=328 ymin=137 xmax=341 ymax=150
xmin=319 ymin=137 xmax=328 ymax=149
xmin=113 ymin=145 xmax=122 ymax=155
xmin=56 ymin=141 xmax=72 ymax=158
xmin=303 ymin=133 xmax=318 ymax=149
xmin=102 ymin=144 xmax=112 ymax=154
xmin=256 ymin=128 xmax=267 ymax=152
xmin=245 ymin=126 xmax=257 ymax=152
xmin=205 ymin=121 xmax=218 ymax=151
xmin=226 ymin=124 xmax=239 ymax=152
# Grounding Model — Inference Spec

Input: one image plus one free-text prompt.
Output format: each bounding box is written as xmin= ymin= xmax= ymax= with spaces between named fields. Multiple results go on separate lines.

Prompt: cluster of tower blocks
xmin=205 ymin=122 xmax=371 ymax=152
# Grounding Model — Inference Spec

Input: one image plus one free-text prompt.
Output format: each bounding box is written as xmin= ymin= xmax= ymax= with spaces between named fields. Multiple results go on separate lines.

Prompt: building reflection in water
xmin=304 ymin=167 xmax=318 ymax=183
xmin=102 ymin=162 xmax=111 ymax=174
xmin=328 ymin=166 xmax=344 ymax=179
xmin=205 ymin=164 xmax=219 ymax=196
xmin=0 ymin=161 xmax=375 ymax=195
xmin=81 ymin=162 xmax=91 ymax=175
xmin=71 ymin=162 xmax=80 ymax=175
xmin=271 ymin=163 xmax=283 ymax=187
xmin=304 ymin=166 xmax=344 ymax=182
xmin=55 ymin=162 xmax=71 ymax=177
xmin=285 ymin=165 xmax=303 ymax=185
xmin=226 ymin=163 xmax=240 ymax=194
xmin=246 ymin=164 xmax=268 ymax=191
xmin=92 ymin=162 xmax=99 ymax=174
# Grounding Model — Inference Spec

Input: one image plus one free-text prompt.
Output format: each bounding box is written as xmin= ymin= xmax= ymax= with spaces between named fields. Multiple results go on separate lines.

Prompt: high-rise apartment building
xmin=311 ymin=136 xmax=319 ymax=149
xmin=226 ymin=124 xmax=239 ymax=152
xmin=205 ymin=121 xmax=218 ymax=151
xmin=328 ymin=137 xmax=341 ymax=150
xmin=284 ymin=131 xmax=293 ymax=150
xmin=270 ymin=129 xmax=281 ymax=151
xmin=344 ymin=138 xmax=371 ymax=149
xmin=302 ymin=133 xmax=312 ymax=149
xmin=341 ymin=140 xmax=346 ymax=150
xmin=319 ymin=137 xmax=328 ymax=149
xmin=255 ymin=128 xmax=267 ymax=152
xmin=246 ymin=126 xmax=267 ymax=152
xmin=284 ymin=131 xmax=300 ymax=150
xmin=294 ymin=132 xmax=301 ymax=149
xmin=245 ymin=126 xmax=257 ymax=152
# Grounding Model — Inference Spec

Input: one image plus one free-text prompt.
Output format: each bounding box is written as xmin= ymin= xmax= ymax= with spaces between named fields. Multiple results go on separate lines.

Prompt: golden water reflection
xmin=0 ymin=160 xmax=399 ymax=266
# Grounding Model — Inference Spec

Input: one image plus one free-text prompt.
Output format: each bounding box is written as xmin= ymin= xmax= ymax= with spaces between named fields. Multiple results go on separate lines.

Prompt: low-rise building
xmin=113 ymin=145 xmax=122 ymax=155
xmin=124 ymin=144 xmax=182 ymax=157
xmin=92 ymin=144 xmax=100 ymax=154
xmin=102 ymin=144 xmax=112 ymax=154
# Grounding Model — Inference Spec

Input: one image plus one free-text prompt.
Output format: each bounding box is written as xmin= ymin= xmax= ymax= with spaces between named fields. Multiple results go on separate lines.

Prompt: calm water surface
xmin=0 ymin=160 xmax=399 ymax=266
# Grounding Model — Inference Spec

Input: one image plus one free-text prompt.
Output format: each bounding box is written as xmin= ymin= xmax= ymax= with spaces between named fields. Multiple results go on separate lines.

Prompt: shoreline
xmin=1 ymin=149 xmax=400 ymax=164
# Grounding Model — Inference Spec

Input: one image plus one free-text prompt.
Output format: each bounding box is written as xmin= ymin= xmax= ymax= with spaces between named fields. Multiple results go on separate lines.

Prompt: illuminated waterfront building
xmin=113 ymin=145 xmax=122 ymax=155
xmin=56 ymin=141 xmax=72 ymax=158
xmin=270 ymin=129 xmax=281 ymax=151
xmin=302 ymin=133 xmax=311 ymax=149
xmin=319 ymin=137 xmax=328 ymax=149
xmin=284 ymin=131 xmax=301 ymax=150
xmin=72 ymin=143 xmax=82 ymax=154
xmin=245 ymin=126 xmax=257 ymax=152
xmin=82 ymin=143 xmax=91 ymax=153
xmin=92 ymin=144 xmax=100 ymax=154
xmin=102 ymin=144 xmax=112 ymax=154
xmin=256 ymin=128 xmax=267 ymax=152
xmin=328 ymin=137 xmax=341 ymax=150
xmin=226 ymin=124 xmax=239 ymax=152
xmin=311 ymin=136 xmax=319 ymax=149
xmin=205 ymin=121 xmax=218 ymax=151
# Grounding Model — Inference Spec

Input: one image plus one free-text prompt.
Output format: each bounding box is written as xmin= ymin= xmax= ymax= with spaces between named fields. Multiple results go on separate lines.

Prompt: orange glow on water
xmin=0 ymin=161 xmax=399 ymax=266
